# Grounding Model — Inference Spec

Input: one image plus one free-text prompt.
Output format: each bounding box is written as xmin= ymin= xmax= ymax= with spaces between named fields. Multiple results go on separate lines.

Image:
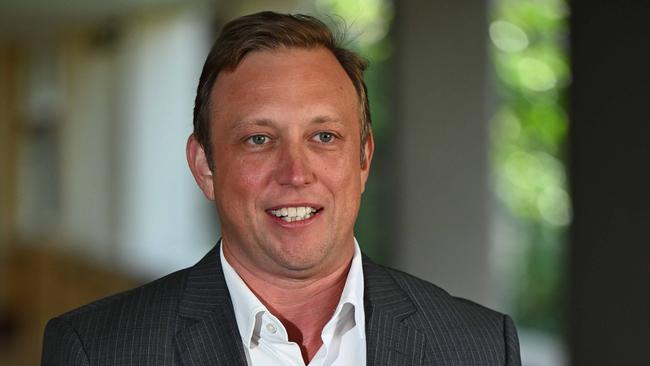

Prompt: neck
xmin=223 ymin=244 xmax=353 ymax=363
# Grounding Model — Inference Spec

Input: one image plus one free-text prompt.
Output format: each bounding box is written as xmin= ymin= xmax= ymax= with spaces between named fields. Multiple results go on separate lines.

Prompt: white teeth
xmin=269 ymin=206 xmax=318 ymax=222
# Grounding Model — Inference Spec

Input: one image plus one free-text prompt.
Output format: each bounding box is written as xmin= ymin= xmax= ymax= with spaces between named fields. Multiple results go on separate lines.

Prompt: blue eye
xmin=248 ymin=135 xmax=268 ymax=145
xmin=317 ymin=132 xmax=335 ymax=143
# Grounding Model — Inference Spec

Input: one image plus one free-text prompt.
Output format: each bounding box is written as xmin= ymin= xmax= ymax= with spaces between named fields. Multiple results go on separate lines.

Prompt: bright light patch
xmin=517 ymin=57 xmax=557 ymax=91
xmin=490 ymin=20 xmax=529 ymax=53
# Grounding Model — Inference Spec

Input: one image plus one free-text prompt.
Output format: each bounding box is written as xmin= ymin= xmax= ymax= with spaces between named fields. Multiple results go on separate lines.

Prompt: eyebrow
xmin=311 ymin=115 xmax=345 ymax=126
xmin=231 ymin=115 xmax=344 ymax=132
xmin=231 ymin=118 xmax=275 ymax=133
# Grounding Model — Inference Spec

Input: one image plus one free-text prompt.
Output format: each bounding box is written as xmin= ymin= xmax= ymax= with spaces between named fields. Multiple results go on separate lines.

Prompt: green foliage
xmin=490 ymin=0 xmax=570 ymax=335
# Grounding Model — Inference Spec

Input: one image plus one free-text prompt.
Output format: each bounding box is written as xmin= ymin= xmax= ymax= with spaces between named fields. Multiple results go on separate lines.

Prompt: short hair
xmin=192 ymin=11 xmax=372 ymax=169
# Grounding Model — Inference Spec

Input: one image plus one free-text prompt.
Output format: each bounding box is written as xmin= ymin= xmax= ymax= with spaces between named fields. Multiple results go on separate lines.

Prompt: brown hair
xmin=192 ymin=11 xmax=371 ymax=169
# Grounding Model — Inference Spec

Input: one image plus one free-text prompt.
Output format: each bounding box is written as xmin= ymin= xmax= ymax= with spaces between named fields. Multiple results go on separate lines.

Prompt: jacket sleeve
xmin=42 ymin=317 xmax=90 ymax=366
xmin=504 ymin=315 xmax=522 ymax=366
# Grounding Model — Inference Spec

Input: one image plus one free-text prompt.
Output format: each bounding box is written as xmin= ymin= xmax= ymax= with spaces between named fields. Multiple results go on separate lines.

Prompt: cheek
xmin=236 ymin=158 xmax=269 ymax=190
xmin=319 ymin=153 xmax=362 ymax=198
xmin=214 ymin=152 xmax=272 ymax=205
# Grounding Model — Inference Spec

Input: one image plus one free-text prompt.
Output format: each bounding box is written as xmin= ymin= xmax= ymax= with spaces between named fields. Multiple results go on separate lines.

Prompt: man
xmin=42 ymin=11 xmax=521 ymax=366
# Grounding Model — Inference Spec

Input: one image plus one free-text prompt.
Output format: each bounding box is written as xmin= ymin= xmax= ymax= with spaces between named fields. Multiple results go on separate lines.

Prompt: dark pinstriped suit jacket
xmin=42 ymin=245 xmax=521 ymax=365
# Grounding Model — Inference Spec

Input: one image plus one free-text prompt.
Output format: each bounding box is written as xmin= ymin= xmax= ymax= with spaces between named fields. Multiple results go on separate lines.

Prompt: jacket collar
xmin=174 ymin=245 xmax=429 ymax=366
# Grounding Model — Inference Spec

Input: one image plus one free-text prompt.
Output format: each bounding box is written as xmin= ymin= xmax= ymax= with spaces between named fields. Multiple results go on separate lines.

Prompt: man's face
xmin=189 ymin=47 xmax=373 ymax=279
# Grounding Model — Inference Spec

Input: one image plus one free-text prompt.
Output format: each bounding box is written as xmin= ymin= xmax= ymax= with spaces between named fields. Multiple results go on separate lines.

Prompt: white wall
xmin=59 ymin=37 xmax=116 ymax=263
xmin=113 ymin=7 xmax=218 ymax=278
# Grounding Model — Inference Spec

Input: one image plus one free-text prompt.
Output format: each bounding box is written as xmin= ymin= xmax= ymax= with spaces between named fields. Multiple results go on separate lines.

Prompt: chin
xmin=267 ymin=243 xmax=331 ymax=273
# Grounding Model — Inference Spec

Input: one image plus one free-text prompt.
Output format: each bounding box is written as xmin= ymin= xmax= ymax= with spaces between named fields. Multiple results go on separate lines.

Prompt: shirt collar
xmin=332 ymin=239 xmax=366 ymax=339
xmin=220 ymin=239 xmax=366 ymax=347
xmin=220 ymin=243 xmax=267 ymax=348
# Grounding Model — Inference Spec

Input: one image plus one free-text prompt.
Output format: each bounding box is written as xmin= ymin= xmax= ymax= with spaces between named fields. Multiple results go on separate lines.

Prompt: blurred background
xmin=0 ymin=0 xmax=648 ymax=365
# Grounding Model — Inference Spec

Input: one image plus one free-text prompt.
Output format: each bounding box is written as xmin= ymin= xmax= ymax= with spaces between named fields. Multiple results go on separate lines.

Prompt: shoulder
xmin=42 ymin=267 xmax=191 ymax=364
xmin=383 ymin=264 xmax=504 ymax=323
xmin=365 ymin=260 xmax=505 ymax=323
xmin=364 ymin=260 xmax=521 ymax=365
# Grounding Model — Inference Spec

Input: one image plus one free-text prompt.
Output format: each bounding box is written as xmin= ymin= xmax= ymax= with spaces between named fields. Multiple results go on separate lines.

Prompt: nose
xmin=273 ymin=142 xmax=315 ymax=187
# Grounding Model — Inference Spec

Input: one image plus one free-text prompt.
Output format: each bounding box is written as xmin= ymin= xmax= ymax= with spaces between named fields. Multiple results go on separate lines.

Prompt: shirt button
xmin=266 ymin=323 xmax=277 ymax=334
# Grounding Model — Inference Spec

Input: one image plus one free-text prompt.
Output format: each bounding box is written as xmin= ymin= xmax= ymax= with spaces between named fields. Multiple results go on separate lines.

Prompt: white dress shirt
xmin=220 ymin=240 xmax=366 ymax=366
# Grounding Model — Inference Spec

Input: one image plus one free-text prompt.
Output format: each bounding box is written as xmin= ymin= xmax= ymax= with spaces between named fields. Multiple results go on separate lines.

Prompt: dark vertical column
xmin=570 ymin=2 xmax=650 ymax=365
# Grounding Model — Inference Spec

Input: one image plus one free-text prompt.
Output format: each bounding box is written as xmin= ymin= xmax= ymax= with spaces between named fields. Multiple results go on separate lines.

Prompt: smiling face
xmin=187 ymin=47 xmax=373 ymax=280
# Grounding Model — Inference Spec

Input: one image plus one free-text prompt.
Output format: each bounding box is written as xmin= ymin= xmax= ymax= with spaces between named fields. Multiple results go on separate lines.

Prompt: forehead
xmin=209 ymin=47 xmax=359 ymax=124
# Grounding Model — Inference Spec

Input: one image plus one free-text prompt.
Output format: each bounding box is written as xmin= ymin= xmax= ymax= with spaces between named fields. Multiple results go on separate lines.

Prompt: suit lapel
xmin=174 ymin=244 xmax=247 ymax=366
xmin=363 ymin=257 xmax=428 ymax=366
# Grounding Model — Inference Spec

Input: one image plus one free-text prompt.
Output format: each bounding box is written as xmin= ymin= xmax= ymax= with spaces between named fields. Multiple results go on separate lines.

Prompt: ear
xmin=186 ymin=134 xmax=215 ymax=201
xmin=360 ymin=131 xmax=374 ymax=194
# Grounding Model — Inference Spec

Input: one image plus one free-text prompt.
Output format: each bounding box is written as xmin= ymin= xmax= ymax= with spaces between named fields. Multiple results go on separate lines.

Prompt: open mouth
xmin=266 ymin=205 xmax=324 ymax=223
